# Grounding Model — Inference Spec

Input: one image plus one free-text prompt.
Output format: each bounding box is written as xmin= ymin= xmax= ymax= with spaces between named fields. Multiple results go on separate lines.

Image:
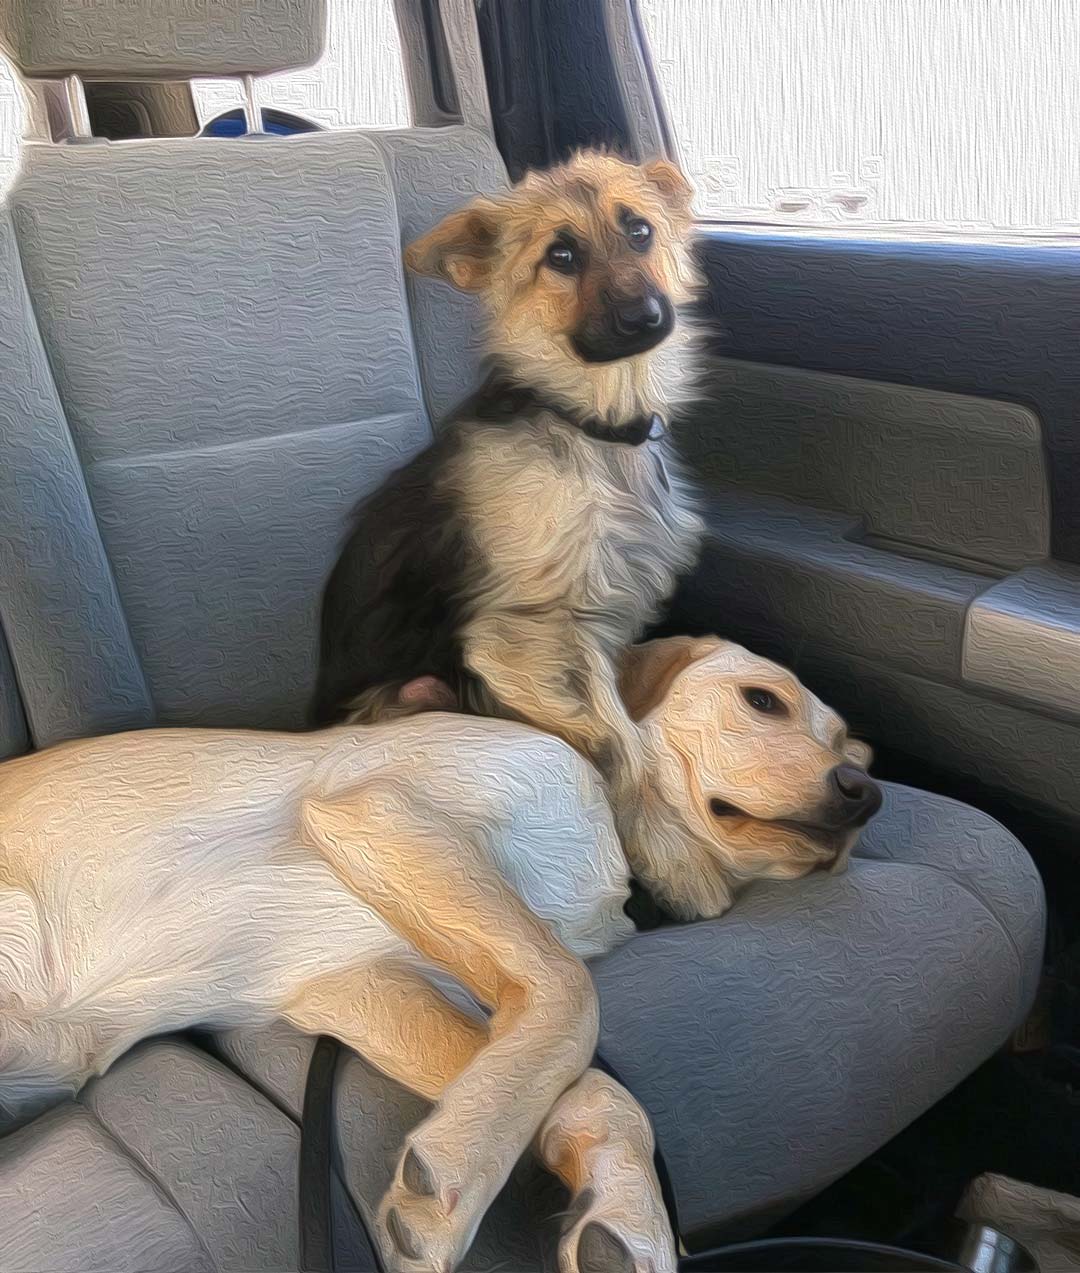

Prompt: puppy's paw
xmin=398 ymin=676 xmax=460 ymax=711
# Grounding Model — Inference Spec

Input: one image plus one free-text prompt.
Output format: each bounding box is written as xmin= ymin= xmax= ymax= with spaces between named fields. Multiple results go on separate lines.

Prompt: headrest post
xmin=241 ymin=74 xmax=264 ymax=136
xmin=63 ymin=75 xmax=92 ymax=141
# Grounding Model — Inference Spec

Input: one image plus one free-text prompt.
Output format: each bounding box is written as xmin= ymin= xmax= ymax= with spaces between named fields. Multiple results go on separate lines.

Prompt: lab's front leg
xmin=285 ymin=968 xmax=678 ymax=1273
xmin=302 ymin=784 xmax=599 ymax=1272
xmin=538 ymin=1069 xmax=678 ymax=1273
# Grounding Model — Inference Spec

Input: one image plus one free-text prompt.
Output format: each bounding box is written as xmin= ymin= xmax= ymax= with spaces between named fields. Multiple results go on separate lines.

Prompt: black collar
xmin=468 ymin=374 xmax=667 ymax=448
xmin=579 ymin=411 xmax=667 ymax=446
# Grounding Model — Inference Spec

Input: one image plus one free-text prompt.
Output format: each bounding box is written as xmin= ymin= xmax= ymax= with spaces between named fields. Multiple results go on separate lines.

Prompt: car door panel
xmin=670 ymin=230 xmax=1080 ymax=822
xmin=963 ymin=563 xmax=1080 ymax=723
xmin=685 ymin=357 xmax=1049 ymax=573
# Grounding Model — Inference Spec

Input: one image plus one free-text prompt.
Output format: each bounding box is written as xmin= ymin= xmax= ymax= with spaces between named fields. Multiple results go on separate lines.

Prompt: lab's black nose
xmin=612 ymin=293 xmax=665 ymax=334
xmin=826 ymin=765 xmax=883 ymax=827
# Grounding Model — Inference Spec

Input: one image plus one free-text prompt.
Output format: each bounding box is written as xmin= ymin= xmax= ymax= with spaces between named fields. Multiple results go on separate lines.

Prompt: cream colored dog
xmin=0 ymin=637 xmax=877 ymax=1273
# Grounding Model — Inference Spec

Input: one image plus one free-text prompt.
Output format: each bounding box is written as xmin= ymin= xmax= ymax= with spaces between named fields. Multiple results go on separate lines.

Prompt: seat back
xmin=0 ymin=4 xmax=506 ymax=744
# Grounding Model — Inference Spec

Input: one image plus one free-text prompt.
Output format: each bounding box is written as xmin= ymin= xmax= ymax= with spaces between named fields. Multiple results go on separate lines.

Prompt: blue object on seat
xmin=200 ymin=108 xmax=323 ymax=138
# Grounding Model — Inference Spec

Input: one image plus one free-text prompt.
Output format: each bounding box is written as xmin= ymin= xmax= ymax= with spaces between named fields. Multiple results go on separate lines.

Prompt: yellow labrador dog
xmin=0 ymin=637 xmax=877 ymax=1273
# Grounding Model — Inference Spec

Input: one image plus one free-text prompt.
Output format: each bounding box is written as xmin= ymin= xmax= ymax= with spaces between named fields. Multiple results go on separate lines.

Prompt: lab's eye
xmin=546 ymin=242 xmax=579 ymax=273
xmin=742 ymin=687 xmax=786 ymax=716
xmin=626 ymin=218 xmax=653 ymax=249
xmin=709 ymin=798 xmax=743 ymax=818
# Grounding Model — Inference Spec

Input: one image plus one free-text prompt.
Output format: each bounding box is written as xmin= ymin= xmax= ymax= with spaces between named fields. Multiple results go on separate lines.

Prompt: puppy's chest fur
xmin=311 ymin=385 xmax=704 ymax=725
xmin=457 ymin=415 xmax=701 ymax=639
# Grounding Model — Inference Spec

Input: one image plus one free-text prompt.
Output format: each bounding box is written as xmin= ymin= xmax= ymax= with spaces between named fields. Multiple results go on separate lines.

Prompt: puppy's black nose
xmin=826 ymin=765 xmax=883 ymax=827
xmin=612 ymin=294 xmax=665 ymax=334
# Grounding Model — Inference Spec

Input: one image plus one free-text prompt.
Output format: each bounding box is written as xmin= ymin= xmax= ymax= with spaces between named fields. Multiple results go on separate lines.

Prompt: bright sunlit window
xmin=638 ymin=0 xmax=1080 ymax=235
xmin=0 ymin=52 xmax=24 ymax=204
xmin=192 ymin=0 xmax=409 ymax=131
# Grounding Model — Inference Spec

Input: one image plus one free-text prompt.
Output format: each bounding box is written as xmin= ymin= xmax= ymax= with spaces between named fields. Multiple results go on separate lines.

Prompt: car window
xmin=638 ymin=0 xmax=1080 ymax=236
xmin=0 ymin=52 xmax=23 ymax=201
xmin=192 ymin=0 xmax=409 ymax=131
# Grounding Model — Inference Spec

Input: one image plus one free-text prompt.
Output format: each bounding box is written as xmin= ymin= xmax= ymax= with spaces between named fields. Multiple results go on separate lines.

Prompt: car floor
xmin=758 ymin=746 xmax=1080 ymax=1255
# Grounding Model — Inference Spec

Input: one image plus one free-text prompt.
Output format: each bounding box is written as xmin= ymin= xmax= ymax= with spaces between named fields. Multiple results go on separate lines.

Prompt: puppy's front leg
xmin=464 ymin=614 xmax=735 ymax=921
xmin=463 ymin=610 xmax=650 ymax=822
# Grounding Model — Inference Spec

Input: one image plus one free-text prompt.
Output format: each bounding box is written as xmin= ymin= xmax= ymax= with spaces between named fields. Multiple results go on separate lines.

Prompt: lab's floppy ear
xmin=618 ymin=636 xmax=726 ymax=722
xmin=403 ymin=197 xmax=503 ymax=291
xmin=642 ymin=157 xmax=694 ymax=218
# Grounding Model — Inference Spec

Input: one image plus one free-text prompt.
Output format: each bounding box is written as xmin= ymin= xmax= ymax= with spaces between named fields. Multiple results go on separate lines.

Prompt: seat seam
xmin=75 ymin=1098 xmax=220 ymax=1272
xmin=199 ymin=1030 xmax=384 ymax=1257
xmin=89 ymin=406 xmax=425 ymax=470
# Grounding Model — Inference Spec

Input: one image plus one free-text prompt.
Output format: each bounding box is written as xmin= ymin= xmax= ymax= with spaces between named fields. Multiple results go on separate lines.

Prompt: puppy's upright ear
xmin=619 ymin=635 xmax=725 ymax=722
xmin=642 ymin=157 xmax=694 ymax=219
xmin=404 ymin=197 xmax=503 ymax=292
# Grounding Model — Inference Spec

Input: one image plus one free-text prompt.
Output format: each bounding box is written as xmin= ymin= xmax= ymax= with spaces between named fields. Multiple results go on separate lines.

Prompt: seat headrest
xmin=0 ymin=0 xmax=326 ymax=80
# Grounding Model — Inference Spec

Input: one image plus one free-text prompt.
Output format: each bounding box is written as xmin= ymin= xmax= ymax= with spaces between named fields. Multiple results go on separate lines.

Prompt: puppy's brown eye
xmin=546 ymin=242 xmax=578 ymax=274
xmin=742 ymin=687 xmax=785 ymax=715
xmin=627 ymin=219 xmax=653 ymax=249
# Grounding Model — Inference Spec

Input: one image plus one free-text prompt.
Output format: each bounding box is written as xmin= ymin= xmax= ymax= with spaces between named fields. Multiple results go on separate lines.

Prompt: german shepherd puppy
xmin=313 ymin=151 xmax=708 ymax=914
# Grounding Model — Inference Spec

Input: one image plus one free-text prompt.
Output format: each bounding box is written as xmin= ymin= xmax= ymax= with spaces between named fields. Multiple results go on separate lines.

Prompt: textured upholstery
xmin=80 ymin=1040 xmax=304 ymax=1271
xmin=0 ymin=210 xmax=153 ymax=748
xmin=0 ymin=1102 xmax=217 ymax=1272
xmin=6 ymin=130 xmax=502 ymax=733
xmin=592 ymin=784 xmax=1044 ymax=1238
xmin=373 ymin=129 xmax=508 ymax=424
xmin=1 ymin=1038 xmax=376 ymax=1272
xmin=0 ymin=0 xmax=326 ymax=79
xmin=0 ymin=626 xmax=28 ymax=760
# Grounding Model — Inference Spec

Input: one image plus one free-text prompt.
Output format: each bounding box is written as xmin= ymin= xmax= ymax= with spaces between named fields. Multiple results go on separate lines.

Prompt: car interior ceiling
xmin=2 ymin=0 xmax=1079 ymax=1264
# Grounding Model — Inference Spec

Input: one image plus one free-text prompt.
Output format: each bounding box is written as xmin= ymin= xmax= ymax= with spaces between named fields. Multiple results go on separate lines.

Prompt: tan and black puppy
xmin=313 ymin=151 xmax=705 ymax=910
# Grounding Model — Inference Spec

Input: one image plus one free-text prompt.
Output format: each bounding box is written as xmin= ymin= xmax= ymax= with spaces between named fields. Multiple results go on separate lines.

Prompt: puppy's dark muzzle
xmin=817 ymin=765 xmax=883 ymax=830
xmin=571 ymin=293 xmax=675 ymax=363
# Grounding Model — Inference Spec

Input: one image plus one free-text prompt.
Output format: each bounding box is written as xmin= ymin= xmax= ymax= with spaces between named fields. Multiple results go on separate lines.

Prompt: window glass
xmin=193 ymin=0 xmax=409 ymax=131
xmin=0 ymin=53 xmax=24 ymax=201
xmin=638 ymin=0 xmax=1080 ymax=234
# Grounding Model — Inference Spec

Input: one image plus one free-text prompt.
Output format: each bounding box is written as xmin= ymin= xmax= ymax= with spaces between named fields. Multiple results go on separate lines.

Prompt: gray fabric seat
xmin=0 ymin=3 xmax=1046 ymax=1267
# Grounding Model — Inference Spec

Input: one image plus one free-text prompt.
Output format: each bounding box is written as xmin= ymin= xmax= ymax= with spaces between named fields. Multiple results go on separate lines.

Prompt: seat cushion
xmin=2 ymin=127 xmax=508 ymax=741
xmin=373 ymin=128 xmax=508 ymax=426
xmin=79 ymin=1039 xmax=305 ymax=1271
xmin=217 ymin=781 xmax=1045 ymax=1254
xmin=0 ymin=1102 xmax=216 ymax=1272
xmin=591 ymin=783 xmax=1045 ymax=1241
xmin=10 ymin=134 xmax=431 ymax=733
xmin=0 ymin=1035 xmax=379 ymax=1273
